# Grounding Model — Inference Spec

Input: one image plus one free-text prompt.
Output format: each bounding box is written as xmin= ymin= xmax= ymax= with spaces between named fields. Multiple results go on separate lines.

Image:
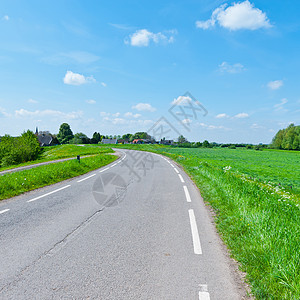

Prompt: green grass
xmin=0 ymin=144 xmax=113 ymax=172
xmin=115 ymin=144 xmax=300 ymax=299
xmin=0 ymin=154 xmax=117 ymax=200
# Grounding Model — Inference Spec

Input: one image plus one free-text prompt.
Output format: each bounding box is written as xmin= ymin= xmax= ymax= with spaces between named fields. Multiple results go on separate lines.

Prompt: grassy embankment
xmin=0 ymin=144 xmax=113 ymax=172
xmin=115 ymin=144 xmax=300 ymax=299
xmin=0 ymin=145 xmax=117 ymax=200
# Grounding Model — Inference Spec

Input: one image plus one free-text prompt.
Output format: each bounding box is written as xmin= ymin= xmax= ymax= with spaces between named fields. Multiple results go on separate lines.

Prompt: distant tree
xmin=91 ymin=132 xmax=101 ymax=144
xmin=70 ymin=133 xmax=90 ymax=144
xmin=177 ymin=135 xmax=188 ymax=144
xmin=271 ymin=124 xmax=300 ymax=150
xmin=132 ymin=132 xmax=151 ymax=140
xmin=202 ymin=140 xmax=210 ymax=148
xmin=57 ymin=123 xmax=74 ymax=144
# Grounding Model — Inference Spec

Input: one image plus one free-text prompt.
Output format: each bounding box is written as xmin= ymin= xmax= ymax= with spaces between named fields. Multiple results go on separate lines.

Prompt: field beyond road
xmin=115 ymin=144 xmax=300 ymax=299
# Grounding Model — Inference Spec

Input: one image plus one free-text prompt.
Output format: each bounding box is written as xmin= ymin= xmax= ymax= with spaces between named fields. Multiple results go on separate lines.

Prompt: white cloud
xmin=63 ymin=71 xmax=96 ymax=86
xmin=196 ymin=1 xmax=271 ymax=31
xmin=251 ymin=123 xmax=264 ymax=129
xmin=182 ymin=118 xmax=191 ymax=124
xmin=28 ymin=99 xmax=38 ymax=104
xmin=2 ymin=15 xmax=9 ymax=21
xmin=171 ymin=96 xmax=192 ymax=106
xmin=234 ymin=112 xmax=249 ymax=118
xmin=127 ymin=29 xmax=175 ymax=47
xmin=274 ymin=98 xmax=288 ymax=111
xmin=216 ymin=113 xmax=229 ymax=118
xmin=86 ymin=99 xmax=96 ymax=104
xmin=132 ymin=103 xmax=156 ymax=112
xmin=100 ymin=112 xmax=110 ymax=117
xmin=112 ymin=112 xmax=120 ymax=117
xmin=0 ymin=107 xmax=10 ymax=117
xmin=219 ymin=61 xmax=245 ymax=73
xmin=198 ymin=122 xmax=227 ymax=130
xmin=267 ymin=80 xmax=283 ymax=90
xmin=15 ymin=109 xmax=83 ymax=120
xmin=124 ymin=112 xmax=141 ymax=118
xmin=101 ymin=82 xmax=107 ymax=87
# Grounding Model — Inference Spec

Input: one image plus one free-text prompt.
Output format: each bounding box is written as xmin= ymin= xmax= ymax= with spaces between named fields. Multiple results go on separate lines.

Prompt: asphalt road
xmin=0 ymin=149 xmax=248 ymax=299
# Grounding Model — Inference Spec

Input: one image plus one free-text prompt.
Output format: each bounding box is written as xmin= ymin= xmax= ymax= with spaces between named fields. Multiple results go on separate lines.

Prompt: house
xmin=160 ymin=139 xmax=174 ymax=145
xmin=102 ymin=138 xmax=117 ymax=144
xmin=117 ymin=139 xmax=130 ymax=144
xmin=132 ymin=139 xmax=144 ymax=144
xmin=37 ymin=131 xmax=53 ymax=146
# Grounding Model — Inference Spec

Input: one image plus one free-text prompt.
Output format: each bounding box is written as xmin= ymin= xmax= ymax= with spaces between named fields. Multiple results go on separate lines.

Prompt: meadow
xmin=0 ymin=144 xmax=113 ymax=172
xmin=0 ymin=145 xmax=117 ymax=200
xmin=115 ymin=144 xmax=300 ymax=299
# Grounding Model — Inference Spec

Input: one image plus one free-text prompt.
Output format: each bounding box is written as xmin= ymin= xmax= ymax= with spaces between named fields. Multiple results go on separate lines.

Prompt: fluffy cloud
xmin=171 ymin=96 xmax=193 ymax=106
xmin=15 ymin=109 xmax=83 ymax=120
xmin=216 ymin=113 xmax=229 ymax=118
xmin=63 ymin=71 xmax=96 ymax=86
xmin=196 ymin=1 xmax=271 ymax=31
xmin=132 ymin=103 xmax=156 ymax=112
xmin=126 ymin=29 xmax=175 ymax=47
xmin=86 ymin=99 xmax=96 ymax=104
xmin=124 ymin=112 xmax=141 ymax=118
xmin=2 ymin=15 xmax=9 ymax=21
xmin=219 ymin=61 xmax=245 ymax=73
xmin=198 ymin=122 xmax=227 ymax=130
xmin=234 ymin=112 xmax=249 ymax=118
xmin=267 ymin=80 xmax=283 ymax=90
xmin=101 ymin=82 xmax=107 ymax=87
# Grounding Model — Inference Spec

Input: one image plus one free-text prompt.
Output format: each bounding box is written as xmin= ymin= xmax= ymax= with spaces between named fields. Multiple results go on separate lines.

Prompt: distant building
xmin=117 ymin=139 xmax=129 ymax=144
xmin=160 ymin=139 xmax=174 ymax=145
xmin=102 ymin=138 xmax=117 ymax=144
xmin=36 ymin=130 xmax=53 ymax=146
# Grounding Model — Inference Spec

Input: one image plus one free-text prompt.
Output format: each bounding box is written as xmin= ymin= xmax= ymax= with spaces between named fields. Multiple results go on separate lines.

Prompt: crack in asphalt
xmin=0 ymin=208 xmax=103 ymax=294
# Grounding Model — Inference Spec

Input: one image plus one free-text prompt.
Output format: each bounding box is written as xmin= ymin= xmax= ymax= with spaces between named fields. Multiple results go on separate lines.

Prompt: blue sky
xmin=0 ymin=0 xmax=299 ymax=143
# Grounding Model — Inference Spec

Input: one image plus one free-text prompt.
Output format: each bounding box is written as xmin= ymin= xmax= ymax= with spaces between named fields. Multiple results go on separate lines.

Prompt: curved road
xmin=0 ymin=149 xmax=248 ymax=299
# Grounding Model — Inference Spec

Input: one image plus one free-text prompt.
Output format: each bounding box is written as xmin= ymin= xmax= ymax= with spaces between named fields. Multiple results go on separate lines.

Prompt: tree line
xmin=271 ymin=124 xmax=300 ymax=150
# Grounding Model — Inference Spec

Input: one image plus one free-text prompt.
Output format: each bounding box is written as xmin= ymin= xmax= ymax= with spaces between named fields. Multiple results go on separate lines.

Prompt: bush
xmin=0 ymin=131 xmax=41 ymax=167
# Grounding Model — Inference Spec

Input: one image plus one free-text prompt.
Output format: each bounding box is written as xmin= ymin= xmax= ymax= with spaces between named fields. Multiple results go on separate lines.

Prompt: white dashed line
xmin=170 ymin=164 xmax=174 ymax=167
xmin=188 ymin=209 xmax=202 ymax=255
xmin=0 ymin=209 xmax=10 ymax=215
xmin=183 ymin=186 xmax=191 ymax=202
xmin=174 ymin=168 xmax=179 ymax=174
xmin=111 ymin=163 xmax=117 ymax=167
xmin=77 ymin=173 xmax=96 ymax=183
xmin=27 ymin=185 xmax=71 ymax=203
xmin=178 ymin=174 xmax=185 ymax=183
xmin=99 ymin=167 xmax=109 ymax=173
xmin=199 ymin=285 xmax=210 ymax=300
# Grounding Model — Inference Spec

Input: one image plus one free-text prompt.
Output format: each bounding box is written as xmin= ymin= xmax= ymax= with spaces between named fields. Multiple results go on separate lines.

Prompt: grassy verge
xmin=0 ymin=154 xmax=117 ymax=200
xmin=115 ymin=144 xmax=300 ymax=299
xmin=0 ymin=144 xmax=113 ymax=172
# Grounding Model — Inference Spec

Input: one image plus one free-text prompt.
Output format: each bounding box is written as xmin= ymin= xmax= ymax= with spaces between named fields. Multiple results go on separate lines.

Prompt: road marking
xmin=199 ymin=285 xmax=210 ymax=300
xmin=188 ymin=209 xmax=202 ymax=255
xmin=178 ymin=174 xmax=185 ymax=183
xmin=77 ymin=173 xmax=96 ymax=183
xmin=183 ymin=186 xmax=191 ymax=202
xmin=0 ymin=209 xmax=10 ymax=215
xmin=27 ymin=185 xmax=71 ymax=203
xmin=174 ymin=168 xmax=179 ymax=174
xmin=99 ymin=167 xmax=109 ymax=173
xmin=111 ymin=163 xmax=117 ymax=167
xmin=170 ymin=163 xmax=174 ymax=167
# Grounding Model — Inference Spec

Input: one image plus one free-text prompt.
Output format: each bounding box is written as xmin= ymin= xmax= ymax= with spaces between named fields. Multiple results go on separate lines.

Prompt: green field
xmin=0 ymin=145 xmax=117 ymax=200
xmin=115 ymin=144 xmax=300 ymax=299
xmin=0 ymin=144 xmax=113 ymax=172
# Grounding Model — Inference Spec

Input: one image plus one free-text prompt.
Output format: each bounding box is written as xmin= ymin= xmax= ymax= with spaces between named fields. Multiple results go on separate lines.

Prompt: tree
xmin=91 ymin=132 xmax=101 ymax=144
xmin=177 ymin=135 xmax=188 ymax=144
xmin=70 ymin=133 xmax=90 ymax=144
xmin=57 ymin=123 xmax=74 ymax=144
xmin=202 ymin=140 xmax=210 ymax=148
xmin=271 ymin=124 xmax=300 ymax=150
